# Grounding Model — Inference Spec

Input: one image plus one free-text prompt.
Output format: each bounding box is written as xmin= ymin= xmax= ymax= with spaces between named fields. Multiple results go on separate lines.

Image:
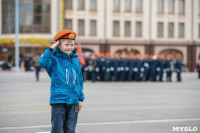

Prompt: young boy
xmin=39 ymin=29 xmax=85 ymax=133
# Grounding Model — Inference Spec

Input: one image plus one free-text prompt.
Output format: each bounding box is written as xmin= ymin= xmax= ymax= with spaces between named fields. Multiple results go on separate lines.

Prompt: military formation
xmin=81 ymin=53 xmax=184 ymax=82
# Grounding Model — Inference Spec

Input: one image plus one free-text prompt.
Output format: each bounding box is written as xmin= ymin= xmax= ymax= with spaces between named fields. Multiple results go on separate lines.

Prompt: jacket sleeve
xmin=78 ymin=62 xmax=85 ymax=102
xmin=38 ymin=49 xmax=53 ymax=72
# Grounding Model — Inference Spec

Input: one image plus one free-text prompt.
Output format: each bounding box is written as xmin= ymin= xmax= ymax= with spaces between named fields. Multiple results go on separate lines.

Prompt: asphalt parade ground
xmin=0 ymin=72 xmax=200 ymax=133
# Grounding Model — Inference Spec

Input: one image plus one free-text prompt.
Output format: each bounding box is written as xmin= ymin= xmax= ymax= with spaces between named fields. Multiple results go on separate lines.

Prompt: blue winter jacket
xmin=39 ymin=48 xmax=85 ymax=105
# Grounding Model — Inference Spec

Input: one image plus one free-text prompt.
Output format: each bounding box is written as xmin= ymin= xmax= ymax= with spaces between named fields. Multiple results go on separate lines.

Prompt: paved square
xmin=0 ymin=72 xmax=199 ymax=133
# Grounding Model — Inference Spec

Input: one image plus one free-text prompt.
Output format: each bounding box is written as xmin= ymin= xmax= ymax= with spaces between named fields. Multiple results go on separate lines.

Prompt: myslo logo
xmin=172 ymin=127 xmax=198 ymax=132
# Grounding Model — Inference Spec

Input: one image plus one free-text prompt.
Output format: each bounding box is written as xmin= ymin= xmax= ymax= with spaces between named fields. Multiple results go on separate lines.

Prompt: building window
xmin=168 ymin=0 xmax=174 ymax=14
xmin=136 ymin=0 xmax=142 ymax=13
xmin=78 ymin=20 xmax=84 ymax=35
xmin=78 ymin=0 xmax=84 ymax=10
xmin=113 ymin=0 xmax=120 ymax=12
xmin=158 ymin=0 xmax=164 ymax=13
xmin=136 ymin=21 xmax=142 ymax=37
xmin=113 ymin=21 xmax=120 ymax=36
xmin=2 ymin=0 xmax=15 ymax=34
xmin=168 ymin=22 xmax=174 ymax=37
xmin=178 ymin=23 xmax=184 ymax=38
xmin=125 ymin=0 xmax=131 ymax=12
xmin=179 ymin=0 xmax=184 ymax=14
xmin=90 ymin=20 xmax=96 ymax=36
xmin=157 ymin=22 xmax=164 ymax=37
xmin=2 ymin=0 xmax=51 ymax=34
xmin=65 ymin=19 xmax=72 ymax=30
xmin=125 ymin=21 xmax=131 ymax=36
xmin=65 ymin=0 xmax=72 ymax=9
xmin=159 ymin=49 xmax=183 ymax=60
xmin=90 ymin=0 xmax=97 ymax=11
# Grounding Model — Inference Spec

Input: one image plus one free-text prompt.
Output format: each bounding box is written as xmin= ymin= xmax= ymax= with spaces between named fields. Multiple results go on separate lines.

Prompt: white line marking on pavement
xmin=78 ymin=118 xmax=200 ymax=126
xmin=36 ymin=132 xmax=50 ymax=133
xmin=0 ymin=125 xmax=50 ymax=130
xmin=0 ymin=118 xmax=200 ymax=130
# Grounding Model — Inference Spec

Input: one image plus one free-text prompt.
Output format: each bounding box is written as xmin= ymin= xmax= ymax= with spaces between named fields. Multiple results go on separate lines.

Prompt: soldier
xmin=175 ymin=54 xmax=183 ymax=82
xmin=89 ymin=54 xmax=97 ymax=82
xmin=165 ymin=54 xmax=174 ymax=82
xmin=119 ymin=53 xmax=128 ymax=81
xmin=104 ymin=53 xmax=111 ymax=81
xmin=95 ymin=54 xmax=101 ymax=81
xmin=142 ymin=54 xmax=150 ymax=81
xmin=157 ymin=54 xmax=165 ymax=82
xmin=83 ymin=55 xmax=90 ymax=81
xmin=134 ymin=54 xmax=142 ymax=81
xmin=197 ymin=57 xmax=200 ymax=79
xmin=127 ymin=53 xmax=135 ymax=81
xmin=100 ymin=53 xmax=105 ymax=81
xmin=111 ymin=53 xmax=120 ymax=81
xmin=149 ymin=55 xmax=157 ymax=81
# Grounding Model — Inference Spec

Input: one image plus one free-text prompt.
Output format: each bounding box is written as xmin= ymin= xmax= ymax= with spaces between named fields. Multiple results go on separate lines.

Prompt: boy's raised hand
xmin=50 ymin=41 xmax=59 ymax=49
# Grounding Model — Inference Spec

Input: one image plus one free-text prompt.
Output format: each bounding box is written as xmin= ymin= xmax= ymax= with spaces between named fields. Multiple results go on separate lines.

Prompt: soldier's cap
xmin=100 ymin=53 xmax=105 ymax=57
xmin=176 ymin=53 xmax=181 ymax=57
xmin=114 ymin=53 xmax=121 ymax=58
xmin=159 ymin=54 xmax=165 ymax=58
xmin=148 ymin=55 xmax=153 ymax=59
xmin=106 ymin=53 xmax=112 ymax=57
xmin=53 ymin=29 xmax=77 ymax=41
xmin=129 ymin=53 xmax=134 ymax=57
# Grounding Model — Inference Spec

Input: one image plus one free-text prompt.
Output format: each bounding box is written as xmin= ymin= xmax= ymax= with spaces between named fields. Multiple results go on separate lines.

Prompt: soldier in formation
xmin=82 ymin=53 xmax=184 ymax=82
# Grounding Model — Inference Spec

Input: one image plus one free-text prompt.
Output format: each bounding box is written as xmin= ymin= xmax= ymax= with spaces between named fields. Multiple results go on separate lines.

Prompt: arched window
xmin=159 ymin=49 xmax=183 ymax=59
xmin=115 ymin=48 xmax=140 ymax=55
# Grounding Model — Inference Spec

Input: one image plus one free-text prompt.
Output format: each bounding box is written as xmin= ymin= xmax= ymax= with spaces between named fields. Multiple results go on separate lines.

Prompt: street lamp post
xmin=14 ymin=0 xmax=20 ymax=72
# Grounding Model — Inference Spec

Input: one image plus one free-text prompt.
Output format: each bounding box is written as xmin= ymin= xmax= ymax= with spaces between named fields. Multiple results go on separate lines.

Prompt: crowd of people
xmin=81 ymin=53 xmax=185 ymax=82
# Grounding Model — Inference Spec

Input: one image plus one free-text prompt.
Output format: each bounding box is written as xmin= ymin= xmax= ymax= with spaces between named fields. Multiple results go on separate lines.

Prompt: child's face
xmin=58 ymin=39 xmax=75 ymax=55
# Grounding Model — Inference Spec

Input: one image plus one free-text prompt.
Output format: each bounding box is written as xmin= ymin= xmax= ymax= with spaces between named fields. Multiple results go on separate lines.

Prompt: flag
xmin=77 ymin=40 xmax=85 ymax=66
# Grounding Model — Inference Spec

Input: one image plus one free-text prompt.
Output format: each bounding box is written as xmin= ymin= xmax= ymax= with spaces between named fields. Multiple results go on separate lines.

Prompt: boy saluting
xmin=39 ymin=29 xmax=85 ymax=133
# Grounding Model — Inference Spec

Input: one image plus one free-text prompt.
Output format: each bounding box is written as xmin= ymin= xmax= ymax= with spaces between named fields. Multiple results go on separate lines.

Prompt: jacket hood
xmin=52 ymin=48 xmax=77 ymax=59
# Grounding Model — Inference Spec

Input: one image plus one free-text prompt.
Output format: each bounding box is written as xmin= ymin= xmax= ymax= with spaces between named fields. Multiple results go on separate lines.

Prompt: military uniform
xmin=165 ymin=56 xmax=174 ymax=82
xmin=175 ymin=57 xmax=183 ymax=82
xmin=134 ymin=57 xmax=142 ymax=81
xmin=157 ymin=56 xmax=165 ymax=82
xmin=197 ymin=60 xmax=200 ymax=79
xmin=149 ymin=57 xmax=157 ymax=81
xmin=119 ymin=57 xmax=128 ymax=81
xmin=142 ymin=57 xmax=150 ymax=81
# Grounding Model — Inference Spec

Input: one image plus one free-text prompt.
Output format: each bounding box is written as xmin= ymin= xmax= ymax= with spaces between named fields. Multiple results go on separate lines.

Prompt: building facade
xmin=0 ymin=0 xmax=59 ymax=62
xmin=0 ymin=0 xmax=200 ymax=71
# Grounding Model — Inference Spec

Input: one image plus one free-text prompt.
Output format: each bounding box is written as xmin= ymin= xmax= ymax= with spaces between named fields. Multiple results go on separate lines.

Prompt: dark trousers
xmin=35 ymin=67 xmax=40 ymax=81
xmin=159 ymin=71 xmax=164 ymax=81
xmin=166 ymin=71 xmax=172 ymax=81
xmin=177 ymin=72 xmax=181 ymax=81
xmin=51 ymin=104 xmax=78 ymax=133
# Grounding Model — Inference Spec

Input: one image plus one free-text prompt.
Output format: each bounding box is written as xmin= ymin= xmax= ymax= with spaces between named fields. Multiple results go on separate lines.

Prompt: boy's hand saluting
xmin=50 ymin=41 xmax=59 ymax=50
